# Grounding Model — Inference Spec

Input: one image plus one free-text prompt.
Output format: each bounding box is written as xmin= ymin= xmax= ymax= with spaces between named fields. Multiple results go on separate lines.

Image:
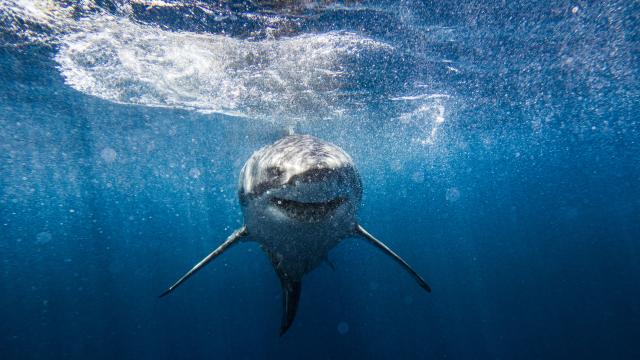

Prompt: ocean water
xmin=0 ymin=1 xmax=639 ymax=359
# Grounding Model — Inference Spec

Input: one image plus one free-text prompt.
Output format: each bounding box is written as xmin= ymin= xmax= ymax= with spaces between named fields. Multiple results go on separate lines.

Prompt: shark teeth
xmin=271 ymin=197 xmax=345 ymax=222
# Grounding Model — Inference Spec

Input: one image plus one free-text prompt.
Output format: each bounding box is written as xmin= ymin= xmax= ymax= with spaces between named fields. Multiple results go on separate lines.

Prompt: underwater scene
xmin=0 ymin=1 xmax=638 ymax=359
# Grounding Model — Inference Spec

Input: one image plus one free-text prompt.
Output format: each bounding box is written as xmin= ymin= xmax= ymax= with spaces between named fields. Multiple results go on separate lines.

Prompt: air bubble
xmin=189 ymin=168 xmax=201 ymax=179
xmin=100 ymin=148 xmax=117 ymax=163
xmin=446 ymin=187 xmax=461 ymax=202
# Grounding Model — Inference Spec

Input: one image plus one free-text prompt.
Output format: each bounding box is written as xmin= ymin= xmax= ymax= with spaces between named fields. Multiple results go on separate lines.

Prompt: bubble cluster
xmin=55 ymin=15 xmax=394 ymax=121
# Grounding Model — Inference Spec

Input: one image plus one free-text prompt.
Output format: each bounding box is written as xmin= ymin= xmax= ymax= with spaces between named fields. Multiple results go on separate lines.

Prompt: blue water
xmin=1 ymin=1 xmax=639 ymax=359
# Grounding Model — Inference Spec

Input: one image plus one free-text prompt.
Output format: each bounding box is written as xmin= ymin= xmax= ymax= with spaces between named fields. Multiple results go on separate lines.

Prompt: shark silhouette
xmin=160 ymin=134 xmax=431 ymax=334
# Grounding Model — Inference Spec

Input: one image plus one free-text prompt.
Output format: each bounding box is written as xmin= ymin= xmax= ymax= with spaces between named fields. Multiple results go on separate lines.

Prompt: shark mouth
xmin=271 ymin=197 xmax=345 ymax=222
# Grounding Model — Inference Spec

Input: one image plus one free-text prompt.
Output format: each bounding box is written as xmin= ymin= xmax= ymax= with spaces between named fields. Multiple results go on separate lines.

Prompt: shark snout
xmin=279 ymin=166 xmax=357 ymax=202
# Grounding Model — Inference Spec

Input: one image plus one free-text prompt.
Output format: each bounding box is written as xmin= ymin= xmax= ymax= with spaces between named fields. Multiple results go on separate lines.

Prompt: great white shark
xmin=160 ymin=134 xmax=431 ymax=335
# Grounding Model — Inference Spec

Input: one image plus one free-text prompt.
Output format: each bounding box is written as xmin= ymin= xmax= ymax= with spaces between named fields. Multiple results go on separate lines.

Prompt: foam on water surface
xmin=1 ymin=0 xmax=456 ymax=144
xmin=55 ymin=15 xmax=394 ymax=119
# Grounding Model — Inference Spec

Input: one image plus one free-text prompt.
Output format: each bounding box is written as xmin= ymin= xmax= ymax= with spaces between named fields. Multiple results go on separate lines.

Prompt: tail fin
xmin=279 ymin=278 xmax=302 ymax=336
xmin=263 ymin=247 xmax=303 ymax=336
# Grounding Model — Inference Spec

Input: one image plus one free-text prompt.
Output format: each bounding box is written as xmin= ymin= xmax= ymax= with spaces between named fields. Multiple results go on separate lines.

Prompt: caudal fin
xmin=279 ymin=279 xmax=302 ymax=336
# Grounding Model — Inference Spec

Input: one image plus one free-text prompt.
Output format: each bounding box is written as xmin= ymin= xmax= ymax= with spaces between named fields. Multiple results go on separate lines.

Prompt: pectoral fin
xmin=355 ymin=224 xmax=431 ymax=292
xmin=159 ymin=226 xmax=248 ymax=297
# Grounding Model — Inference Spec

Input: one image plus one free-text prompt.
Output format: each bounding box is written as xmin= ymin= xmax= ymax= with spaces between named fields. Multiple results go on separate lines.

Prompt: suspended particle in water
xmin=189 ymin=168 xmax=202 ymax=179
xmin=100 ymin=147 xmax=117 ymax=163
xmin=35 ymin=231 xmax=52 ymax=244
xmin=390 ymin=160 xmax=403 ymax=172
xmin=411 ymin=171 xmax=425 ymax=184
xmin=445 ymin=187 xmax=461 ymax=202
xmin=337 ymin=321 xmax=349 ymax=335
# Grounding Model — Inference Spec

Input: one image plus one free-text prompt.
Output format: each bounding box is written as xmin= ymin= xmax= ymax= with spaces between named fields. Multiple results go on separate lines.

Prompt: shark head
xmin=238 ymin=135 xmax=362 ymax=232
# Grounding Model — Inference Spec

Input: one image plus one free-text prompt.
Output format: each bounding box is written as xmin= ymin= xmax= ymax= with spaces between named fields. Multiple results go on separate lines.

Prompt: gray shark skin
xmin=160 ymin=134 xmax=431 ymax=335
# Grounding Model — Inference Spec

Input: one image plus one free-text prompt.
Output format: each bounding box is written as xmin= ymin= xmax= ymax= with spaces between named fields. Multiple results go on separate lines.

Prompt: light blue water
xmin=1 ymin=1 xmax=639 ymax=359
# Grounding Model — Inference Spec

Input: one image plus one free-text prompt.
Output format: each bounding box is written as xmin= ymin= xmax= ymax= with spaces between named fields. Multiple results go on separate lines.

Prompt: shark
xmin=160 ymin=134 xmax=431 ymax=335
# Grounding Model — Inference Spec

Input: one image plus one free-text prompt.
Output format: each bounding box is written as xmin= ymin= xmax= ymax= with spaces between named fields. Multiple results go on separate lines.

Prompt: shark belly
xmin=245 ymin=208 xmax=352 ymax=280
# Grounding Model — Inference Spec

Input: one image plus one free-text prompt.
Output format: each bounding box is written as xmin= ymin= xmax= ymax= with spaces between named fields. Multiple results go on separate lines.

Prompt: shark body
xmin=160 ymin=135 xmax=431 ymax=334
